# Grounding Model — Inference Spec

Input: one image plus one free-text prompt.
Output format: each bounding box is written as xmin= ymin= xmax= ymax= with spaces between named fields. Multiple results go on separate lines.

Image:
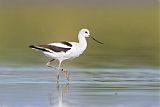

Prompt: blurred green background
xmin=0 ymin=0 xmax=159 ymax=68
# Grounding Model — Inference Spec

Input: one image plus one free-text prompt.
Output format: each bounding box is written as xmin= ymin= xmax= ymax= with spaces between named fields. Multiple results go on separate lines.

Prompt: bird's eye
xmin=85 ymin=31 xmax=88 ymax=34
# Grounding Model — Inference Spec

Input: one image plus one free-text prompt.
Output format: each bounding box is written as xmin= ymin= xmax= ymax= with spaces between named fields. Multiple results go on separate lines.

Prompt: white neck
xmin=78 ymin=35 xmax=87 ymax=45
xmin=78 ymin=34 xmax=87 ymax=51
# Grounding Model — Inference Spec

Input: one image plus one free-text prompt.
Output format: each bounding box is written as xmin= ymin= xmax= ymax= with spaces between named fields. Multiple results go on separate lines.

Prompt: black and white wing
xmin=29 ymin=41 xmax=73 ymax=53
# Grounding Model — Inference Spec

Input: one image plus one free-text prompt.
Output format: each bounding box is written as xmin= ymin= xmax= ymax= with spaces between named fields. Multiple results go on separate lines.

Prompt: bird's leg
xmin=46 ymin=59 xmax=55 ymax=67
xmin=46 ymin=59 xmax=65 ymax=72
xmin=57 ymin=60 xmax=62 ymax=83
xmin=47 ymin=59 xmax=69 ymax=81
xmin=57 ymin=62 xmax=70 ymax=81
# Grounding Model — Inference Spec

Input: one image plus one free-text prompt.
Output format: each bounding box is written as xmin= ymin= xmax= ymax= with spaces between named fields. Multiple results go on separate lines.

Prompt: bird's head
xmin=78 ymin=28 xmax=90 ymax=38
xmin=78 ymin=28 xmax=104 ymax=44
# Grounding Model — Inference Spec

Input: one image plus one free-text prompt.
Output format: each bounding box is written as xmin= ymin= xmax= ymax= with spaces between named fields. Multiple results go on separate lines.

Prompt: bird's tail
xmin=29 ymin=45 xmax=49 ymax=52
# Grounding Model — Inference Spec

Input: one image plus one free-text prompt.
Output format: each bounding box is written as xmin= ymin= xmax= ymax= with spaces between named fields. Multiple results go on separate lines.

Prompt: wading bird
xmin=29 ymin=28 xmax=103 ymax=82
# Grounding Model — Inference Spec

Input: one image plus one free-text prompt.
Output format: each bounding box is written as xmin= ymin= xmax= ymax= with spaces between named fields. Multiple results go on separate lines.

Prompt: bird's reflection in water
xmin=49 ymin=83 xmax=74 ymax=107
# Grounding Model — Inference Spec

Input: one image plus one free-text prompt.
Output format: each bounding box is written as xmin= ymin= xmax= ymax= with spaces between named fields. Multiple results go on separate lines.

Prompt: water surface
xmin=0 ymin=66 xmax=159 ymax=107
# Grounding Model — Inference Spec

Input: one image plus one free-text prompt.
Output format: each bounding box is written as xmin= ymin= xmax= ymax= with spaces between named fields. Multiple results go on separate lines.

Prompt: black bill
xmin=90 ymin=36 xmax=104 ymax=44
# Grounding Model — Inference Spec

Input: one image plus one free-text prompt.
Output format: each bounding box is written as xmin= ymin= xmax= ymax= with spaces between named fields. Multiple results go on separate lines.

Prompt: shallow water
xmin=0 ymin=66 xmax=159 ymax=107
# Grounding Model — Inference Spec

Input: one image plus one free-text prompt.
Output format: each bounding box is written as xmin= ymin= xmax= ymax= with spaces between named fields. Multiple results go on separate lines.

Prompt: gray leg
xmin=57 ymin=60 xmax=62 ymax=83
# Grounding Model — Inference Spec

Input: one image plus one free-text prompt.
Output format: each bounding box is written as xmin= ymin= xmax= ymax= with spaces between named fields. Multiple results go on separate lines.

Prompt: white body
xmin=44 ymin=41 xmax=87 ymax=61
xmin=43 ymin=29 xmax=90 ymax=62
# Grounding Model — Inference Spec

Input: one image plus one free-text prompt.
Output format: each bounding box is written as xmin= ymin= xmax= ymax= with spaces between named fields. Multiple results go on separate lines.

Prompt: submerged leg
xmin=46 ymin=59 xmax=55 ymax=67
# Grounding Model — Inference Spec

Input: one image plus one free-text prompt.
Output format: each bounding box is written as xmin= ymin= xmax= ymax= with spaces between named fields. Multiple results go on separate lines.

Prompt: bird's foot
xmin=62 ymin=69 xmax=70 ymax=81
xmin=46 ymin=62 xmax=52 ymax=67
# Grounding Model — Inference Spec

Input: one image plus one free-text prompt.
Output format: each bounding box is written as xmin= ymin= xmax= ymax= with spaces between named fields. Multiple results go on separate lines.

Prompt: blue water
xmin=0 ymin=66 xmax=159 ymax=107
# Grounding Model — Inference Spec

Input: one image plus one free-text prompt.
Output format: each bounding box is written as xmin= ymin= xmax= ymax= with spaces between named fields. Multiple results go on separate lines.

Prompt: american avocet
xmin=29 ymin=28 xmax=103 ymax=82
